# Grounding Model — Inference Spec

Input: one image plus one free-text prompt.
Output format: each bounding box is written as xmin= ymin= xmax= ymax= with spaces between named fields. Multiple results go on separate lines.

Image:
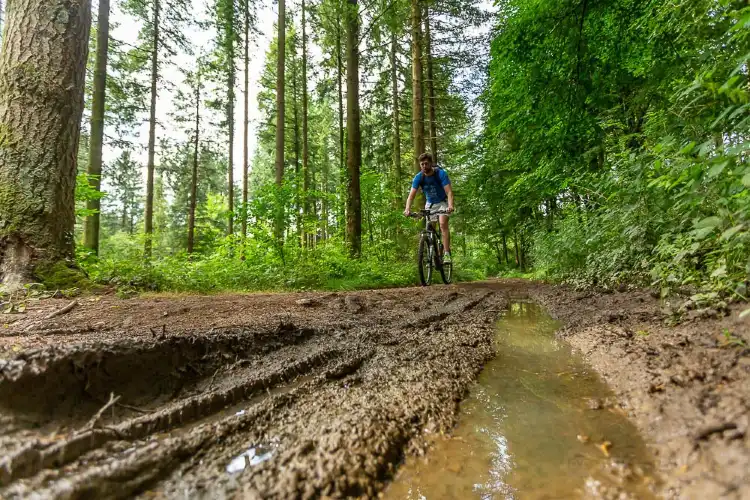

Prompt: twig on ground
xmin=116 ymin=402 xmax=153 ymax=414
xmin=45 ymin=300 xmax=78 ymax=320
xmin=695 ymin=422 xmax=737 ymax=442
xmin=206 ymin=368 xmax=221 ymax=392
xmin=84 ymin=392 xmax=121 ymax=430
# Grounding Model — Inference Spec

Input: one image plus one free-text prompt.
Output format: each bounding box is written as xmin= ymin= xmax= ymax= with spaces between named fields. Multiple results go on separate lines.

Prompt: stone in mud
xmin=295 ymin=298 xmax=320 ymax=307
xmin=344 ymin=296 xmax=365 ymax=314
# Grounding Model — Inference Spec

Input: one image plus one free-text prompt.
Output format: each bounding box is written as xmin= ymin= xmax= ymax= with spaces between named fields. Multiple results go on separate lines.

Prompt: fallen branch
xmin=695 ymin=422 xmax=737 ymax=441
xmin=206 ymin=368 xmax=221 ymax=392
xmin=116 ymin=402 xmax=153 ymax=414
xmin=45 ymin=300 xmax=78 ymax=320
xmin=84 ymin=392 xmax=121 ymax=430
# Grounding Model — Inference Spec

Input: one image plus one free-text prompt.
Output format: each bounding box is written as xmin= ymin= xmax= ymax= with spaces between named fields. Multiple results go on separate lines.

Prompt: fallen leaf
xmin=597 ymin=441 xmax=612 ymax=457
xmin=577 ymin=434 xmax=589 ymax=443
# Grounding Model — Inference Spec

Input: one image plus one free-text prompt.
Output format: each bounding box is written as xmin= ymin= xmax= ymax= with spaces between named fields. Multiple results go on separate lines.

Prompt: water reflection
xmin=384 ymin=301 xmax=658 ymax=499
xmin=226 ymin=443 xmax=276 ymax=474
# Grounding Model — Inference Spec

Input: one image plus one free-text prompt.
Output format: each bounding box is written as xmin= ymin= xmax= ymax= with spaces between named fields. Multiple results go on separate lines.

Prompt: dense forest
xmin=0 ymin=0 xmax=748 ymax=299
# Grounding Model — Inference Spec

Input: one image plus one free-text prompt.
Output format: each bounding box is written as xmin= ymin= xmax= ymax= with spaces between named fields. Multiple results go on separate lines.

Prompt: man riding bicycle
xmin=403 ymin=153 xmax=454 ymax=263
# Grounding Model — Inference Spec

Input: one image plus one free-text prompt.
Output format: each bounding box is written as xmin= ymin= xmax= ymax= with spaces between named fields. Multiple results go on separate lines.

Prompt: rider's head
xmin=419 ymin=153 xmax=434 ymax=175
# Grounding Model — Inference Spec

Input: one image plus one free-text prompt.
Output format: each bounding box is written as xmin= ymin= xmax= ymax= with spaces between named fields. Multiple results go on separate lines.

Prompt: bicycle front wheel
xmin=418 ymin=234 xmax=433 ymax=286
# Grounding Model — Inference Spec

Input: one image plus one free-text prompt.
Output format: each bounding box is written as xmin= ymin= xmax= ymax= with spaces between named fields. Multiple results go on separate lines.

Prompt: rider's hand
xmin=403 ymin=209 xmax=411 ymax=217
xmin=447 ymin=205 xmax=455 ymax=213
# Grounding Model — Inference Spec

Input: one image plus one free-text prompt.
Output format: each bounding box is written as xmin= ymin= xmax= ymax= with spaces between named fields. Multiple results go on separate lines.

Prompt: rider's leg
xmin=439 ymin=215 xmax=451 ymax=254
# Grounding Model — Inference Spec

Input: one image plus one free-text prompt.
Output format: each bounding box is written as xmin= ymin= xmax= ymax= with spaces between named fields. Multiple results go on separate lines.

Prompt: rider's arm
xmin=404 ymin=187 xmax=418 ymax=214
xmin=444 ymin=184 xmax=454 ymax=212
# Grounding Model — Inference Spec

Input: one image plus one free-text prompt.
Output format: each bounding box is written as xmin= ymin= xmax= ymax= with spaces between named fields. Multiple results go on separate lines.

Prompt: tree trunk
xmin=390 ymin=30 xmax=402 ymax=206
xmin=0 ymin=0 xmax=91 ymax=288
xmin=274 ymin=0 xmax=285 ymax=243
xmin=502 ymin=231 xmax=508 ymax=265
xmin=144 ymin=0 xmax=160 ymax=258
xmin=226 ymin=8 xmax=235 ymax=237
xmin=423 ymin=5 xmax=437 ymax=162
xmin=322 ymin=134 xmax=330 ymax=239
xmin=345 ymin=0 xmax=361 ymax=257
xmin=291 ymin=46 xmax=301 ymax=245
xmin=410 ymin=0 xmax=425 ymax=173
xmin=336 ymin=13 xmax=345 ymax=228
xmin=83 ymin=0 xmax=110 ymax=255
xmin=242 ymin=0 xmax=249 ymax=240
xmin=187 ymin=70 xmax=201 ymax=254
xmin=302 ymin=0 xmax=310 ymax=248
xmin=0 ymin=0 xmax=5 ymax=40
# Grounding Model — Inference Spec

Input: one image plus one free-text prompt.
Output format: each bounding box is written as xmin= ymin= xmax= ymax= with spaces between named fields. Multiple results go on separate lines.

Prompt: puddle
xmin=385 ymin=301 xmax=659 ymax=499
xmin=226 ymin=443 xmax=276 ymax=473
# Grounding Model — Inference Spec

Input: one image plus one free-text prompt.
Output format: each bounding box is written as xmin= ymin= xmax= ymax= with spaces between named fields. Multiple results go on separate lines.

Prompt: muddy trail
xmin=0 ymin=281 xmax=748 ymax=498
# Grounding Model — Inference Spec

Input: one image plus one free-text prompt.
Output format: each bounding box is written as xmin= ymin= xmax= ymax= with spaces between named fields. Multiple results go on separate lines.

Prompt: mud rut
xmin=0 ymin=287 xmax=506 ymax=499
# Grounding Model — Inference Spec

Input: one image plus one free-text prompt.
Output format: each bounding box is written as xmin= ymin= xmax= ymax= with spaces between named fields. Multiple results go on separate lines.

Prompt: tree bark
xmin=226 ymin=6 xmax=235 ymax=237
xmin=242 ymin=0 xmax=249 ymax=240
xmin=144 ymin=0 xmax=160 ymax=258
xmin=345 ymin=0 xmax=361 ymax=257
xmin=502 ymin=231 xmax=508 ymax=265
xmin=274 ymin=0 xmax=285 ymax=243
xmin=336 ymin=12 xmax=345 ymax=227
xmin=291 ymin=43 xmax=301 ymax=245
xmin=322 ymin=133 xmax=330 ymax=239
xmin=302 ymin=0 xmax=310 ymax=248
xmin=0 ymin=0 xmax=5 ymax=40
xmin=423 ymin=5 xmax=437 ymax=162
xmin=187 ymin=69 xmax=201 ymax=254
xmin=390 ymin=30 xmax=402 ymax=206
xmin=0 ymin=0 xmax=91 ymax=288
xmin=83 ymin=0 xmax=110 ymax=255
xmin=410 ymin=0 xmax=425 ymax=173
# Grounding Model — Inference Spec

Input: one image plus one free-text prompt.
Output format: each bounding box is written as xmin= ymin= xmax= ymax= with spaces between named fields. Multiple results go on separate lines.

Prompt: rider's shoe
xmin=443 ymin=252 xmax=452 ymax=264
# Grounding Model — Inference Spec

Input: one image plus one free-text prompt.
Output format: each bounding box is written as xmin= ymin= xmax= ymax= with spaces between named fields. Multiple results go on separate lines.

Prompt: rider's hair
xmin=418 ymin=152 xmax=433 ymax=163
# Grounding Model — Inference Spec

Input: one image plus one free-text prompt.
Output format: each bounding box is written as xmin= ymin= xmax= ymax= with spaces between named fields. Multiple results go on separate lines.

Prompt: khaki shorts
xmin=425 ymin=201 xmax=450 ymax=222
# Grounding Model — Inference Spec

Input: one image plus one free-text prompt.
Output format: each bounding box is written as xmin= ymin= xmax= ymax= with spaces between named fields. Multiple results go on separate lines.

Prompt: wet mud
xmin=1 ymin=281 xmax=748 ymax=498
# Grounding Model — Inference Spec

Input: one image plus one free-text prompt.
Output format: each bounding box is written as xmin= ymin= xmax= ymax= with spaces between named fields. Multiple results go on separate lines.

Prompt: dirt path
xmin=1 ymin=280 xmax=748 ymax=498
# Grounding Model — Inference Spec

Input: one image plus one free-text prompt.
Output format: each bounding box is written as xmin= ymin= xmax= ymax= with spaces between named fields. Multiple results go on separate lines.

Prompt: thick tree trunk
xmin=390 ymin=30 xmax=402 ymax=206
xmin=0 ymin=0 xmax=91 ymax=288
xmin=187 ymin=71 xmax=201 ymax=254
xmin=274 ymin=0 xmax=285 ymax=243
xmin=242 ymin=0 xmax=249 ymax=240
xmin=302 ymin=0 xmax=310 ymax=248
xmin=144 ymin=0 xmax=160 ymax=258
xmin=84 ymin=0 xmax=110 ymax=255
xmin=410 ymin=0 xmax=425 ymax=173
xmin=345 ymin=0 xmax=361 ymax=257
xmin=423 ymin=6 xmax=437 ymax=162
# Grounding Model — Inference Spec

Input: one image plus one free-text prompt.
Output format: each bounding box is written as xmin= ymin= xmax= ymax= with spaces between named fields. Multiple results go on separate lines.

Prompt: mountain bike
xmin=409 ymin=209 xmax=453 ymax=286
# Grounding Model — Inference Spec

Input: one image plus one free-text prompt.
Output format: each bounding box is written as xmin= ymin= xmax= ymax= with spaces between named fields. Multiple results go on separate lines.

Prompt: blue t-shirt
xmin=412 ymin=167 xmax=451 ymax=204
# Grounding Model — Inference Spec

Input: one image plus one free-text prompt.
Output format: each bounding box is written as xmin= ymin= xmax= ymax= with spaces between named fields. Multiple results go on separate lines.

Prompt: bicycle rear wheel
xmin=418 ymin=234 xmax=433 ymax=286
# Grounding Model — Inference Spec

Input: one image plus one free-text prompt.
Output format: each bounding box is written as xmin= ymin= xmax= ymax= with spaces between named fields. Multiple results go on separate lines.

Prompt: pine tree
xmin=122 ymin=0 xmax=192 ymax=258
xmin=84 ymin=0 xmax=112 ymax=255
xmin=0 ymin=0 xmax=91 ymax=288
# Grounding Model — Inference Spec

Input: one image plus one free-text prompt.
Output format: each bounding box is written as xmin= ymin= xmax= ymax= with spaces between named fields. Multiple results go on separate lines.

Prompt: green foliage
xmin=474 ymin=0 xmax=750 ymax=299
xmin=83 ymin=235 xmax=424 ymax=293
